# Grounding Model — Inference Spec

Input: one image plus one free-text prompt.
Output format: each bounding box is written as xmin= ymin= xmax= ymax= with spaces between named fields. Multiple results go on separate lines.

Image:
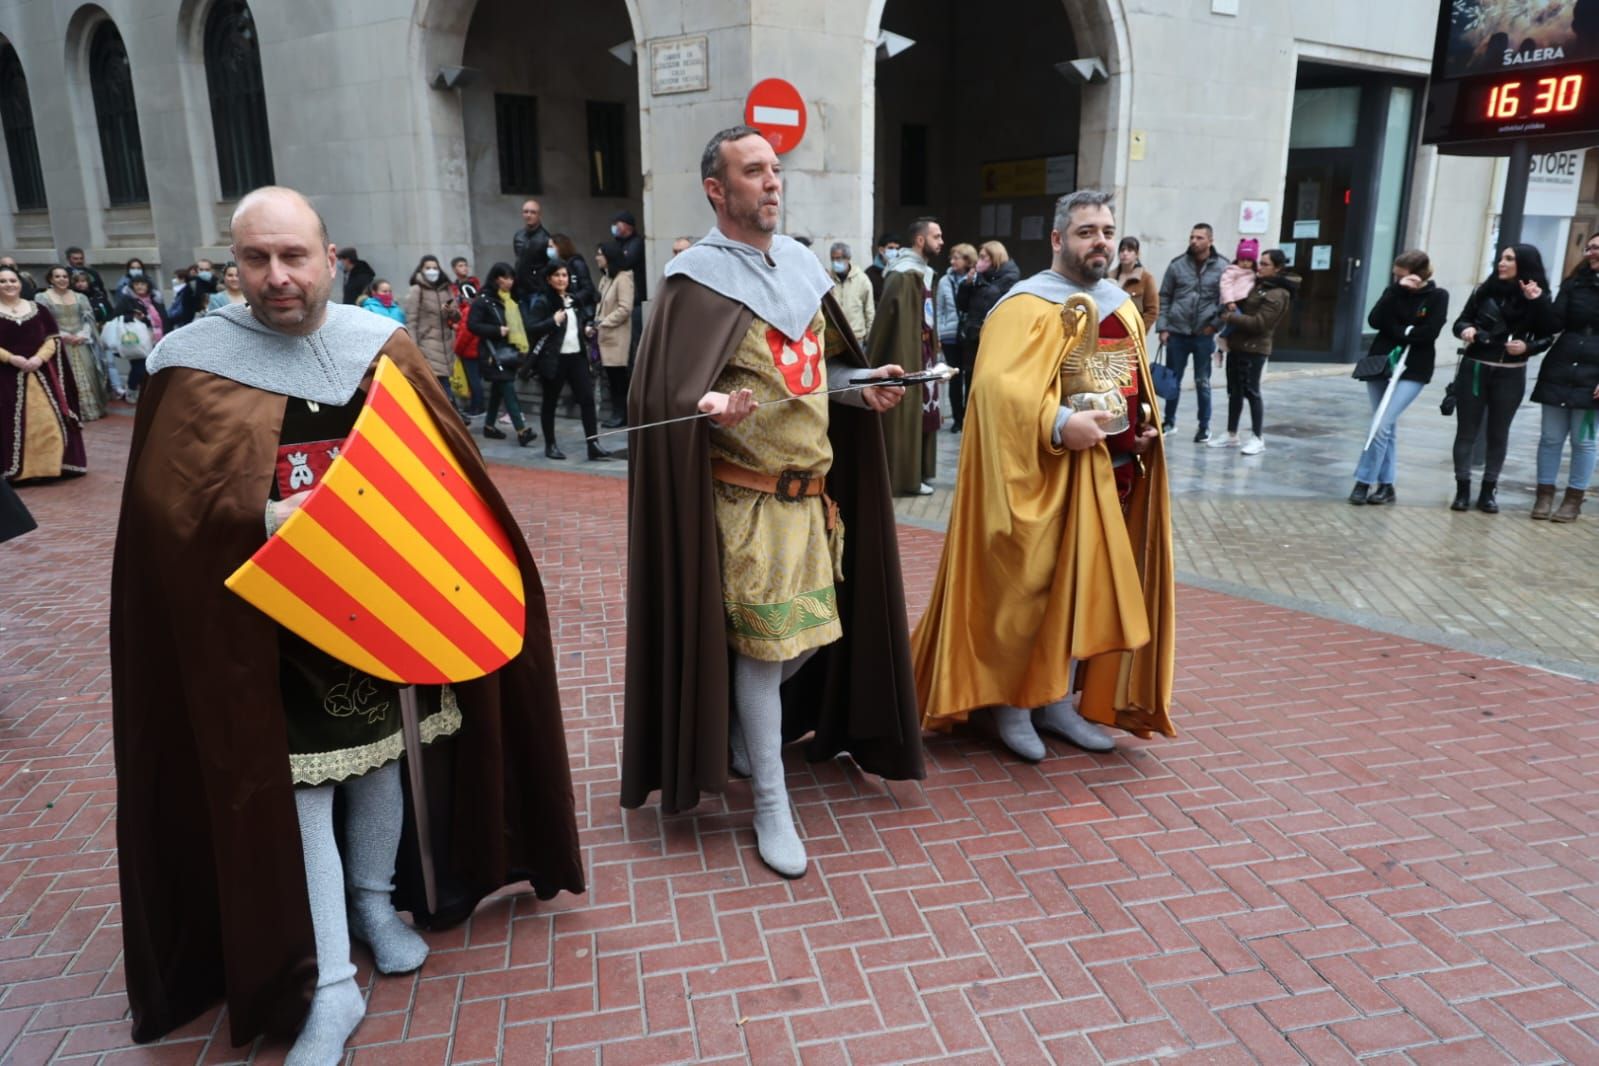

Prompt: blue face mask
xmin=610 ymin=224 xmax=621 ymax=239
xmin=832 ymin=260 xmax=848 ymax=275
xmin=197 ymin=271 xmax=213 ymax=283
xmin=546 ymin=246 xmax=557 ymax=261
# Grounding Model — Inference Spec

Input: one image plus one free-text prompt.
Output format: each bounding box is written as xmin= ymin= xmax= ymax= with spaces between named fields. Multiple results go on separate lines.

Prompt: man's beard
xmin=1064 ymin=248 xmax=1110 ymax=282
xmin=731 ymin=195 xmax=778 ymax=234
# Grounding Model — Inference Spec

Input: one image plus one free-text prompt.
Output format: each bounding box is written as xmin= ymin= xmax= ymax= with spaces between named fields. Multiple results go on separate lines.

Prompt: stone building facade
xmin=0 ymin=0 xmax=1551 ymax=359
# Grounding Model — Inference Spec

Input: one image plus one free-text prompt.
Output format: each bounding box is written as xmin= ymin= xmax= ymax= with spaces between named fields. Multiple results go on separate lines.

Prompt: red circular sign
xmin=744 ymin=78 xmax=807 ymax=154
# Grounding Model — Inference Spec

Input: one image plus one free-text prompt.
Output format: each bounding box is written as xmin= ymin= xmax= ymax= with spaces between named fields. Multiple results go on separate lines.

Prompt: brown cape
xmin=619 ymin=278 xmax=924 ymax=814
xmin=110 ymin=331 xmax=584 ymax=1046
xmin=866 ymin=267 xmax=938 ymax=495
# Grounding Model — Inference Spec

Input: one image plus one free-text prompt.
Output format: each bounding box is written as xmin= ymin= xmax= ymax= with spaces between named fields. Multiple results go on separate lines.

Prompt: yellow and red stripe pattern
xmin=226 ymin=355 xmax=526 ymax=684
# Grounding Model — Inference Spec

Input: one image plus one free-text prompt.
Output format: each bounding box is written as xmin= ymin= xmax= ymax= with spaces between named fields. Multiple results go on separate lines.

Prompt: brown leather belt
xmin=711 ymin=459 xmax=826 ymax=501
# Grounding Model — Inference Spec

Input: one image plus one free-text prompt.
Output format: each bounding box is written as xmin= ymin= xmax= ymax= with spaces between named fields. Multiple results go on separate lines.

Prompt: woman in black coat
xmin=1530 ymin=236 xmax=1599 ymax=521
xmin=466 ymin=262 xmax=536 ymax=446
xmin=1448 ymin=242 xmax=1558 ymax=513
xmin=524 ymin=260 xmax=610 ymax=461
xmin=1348 ymin=250 xmax=1449 ymax=505
xmin=954 ymin=242 xmax=1021 ymax=362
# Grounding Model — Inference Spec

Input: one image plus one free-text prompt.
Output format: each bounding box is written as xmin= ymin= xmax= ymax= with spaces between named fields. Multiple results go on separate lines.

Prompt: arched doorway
xmin=452 ymin=1 xmax=643 ymax=275
xmin=872 ymin=0 xmax=1127 ymax=275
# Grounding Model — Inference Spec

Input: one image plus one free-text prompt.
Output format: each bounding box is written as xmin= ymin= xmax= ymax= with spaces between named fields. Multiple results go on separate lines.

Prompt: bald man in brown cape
xmin=110 ymin=187 xmax=583 ymax=1064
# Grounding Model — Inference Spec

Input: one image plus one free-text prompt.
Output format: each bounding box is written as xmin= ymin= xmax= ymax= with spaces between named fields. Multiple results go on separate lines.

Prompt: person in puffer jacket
xmin=1155 ymin=223 xmax=1230 ymax=442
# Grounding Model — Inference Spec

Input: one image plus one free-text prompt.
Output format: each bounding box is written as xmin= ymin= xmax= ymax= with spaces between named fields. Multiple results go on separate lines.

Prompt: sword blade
xmin=585 ymin=369 xmax=958 ymax=442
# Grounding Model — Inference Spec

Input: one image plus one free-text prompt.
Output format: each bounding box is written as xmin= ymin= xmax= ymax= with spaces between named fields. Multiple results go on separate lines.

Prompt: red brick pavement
xmin=3 ymin=411 xmax=1599 ymax=1064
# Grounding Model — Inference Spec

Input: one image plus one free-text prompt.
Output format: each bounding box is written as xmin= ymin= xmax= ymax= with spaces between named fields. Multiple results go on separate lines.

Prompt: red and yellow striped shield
xmin=226 ymin=356 xmax=526 ymax=684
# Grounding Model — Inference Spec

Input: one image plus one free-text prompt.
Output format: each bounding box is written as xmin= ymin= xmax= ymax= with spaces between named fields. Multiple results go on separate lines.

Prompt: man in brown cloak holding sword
xmin=620 ymin=126 xmax=925 ymax=878
xmin=110 ymin=186 xmax=583 ymax=1065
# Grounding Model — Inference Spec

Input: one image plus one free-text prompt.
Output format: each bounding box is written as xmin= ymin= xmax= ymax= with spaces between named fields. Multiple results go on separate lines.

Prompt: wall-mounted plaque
xmin=651 ymin=35 xmax=709 ymax=96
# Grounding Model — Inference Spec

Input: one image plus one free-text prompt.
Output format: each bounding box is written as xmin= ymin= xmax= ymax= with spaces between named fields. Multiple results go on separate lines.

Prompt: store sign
xmin=1491 ymin=149 xmax=1587 ymax=216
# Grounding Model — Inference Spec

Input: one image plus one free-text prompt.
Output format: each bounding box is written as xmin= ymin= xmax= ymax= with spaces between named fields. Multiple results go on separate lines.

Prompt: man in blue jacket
xmin=1156 ymin=223 xmax=1229 ymax=442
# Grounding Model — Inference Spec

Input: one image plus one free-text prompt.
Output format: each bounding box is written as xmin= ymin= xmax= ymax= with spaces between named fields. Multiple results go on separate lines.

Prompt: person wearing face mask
xmin=865 ymin=234 xmax=899 ymax=302
xmin=913 ymin=189 xmax=1173 ymax=765
xmin=404 ymin=255 xmax=467 ymax=422
xmin=827 ymin=241 xmax=874 ymax=343
xmin=866 ymin=217 xmax=945 ymax=495
xmin=955 ymin=242 xmax=1021 ymax=370
xmin=1529 ymin=236 xmax=1599 ymax=521
xmin=609 ymin=211 xmax=647 ymax=364
xmin=1449 ymin=243 xmax=1558 ymax=513
xmin=169 ymin=259 xmax=219 ymax=328
xmin=116 ymin=258 xmax=158 ymax=304
xmin=360 ymin=279 xmax=407 ymax=324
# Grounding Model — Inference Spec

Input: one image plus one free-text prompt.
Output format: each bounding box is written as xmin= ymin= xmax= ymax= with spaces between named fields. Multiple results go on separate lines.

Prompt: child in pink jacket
xmin=1215 ymin=238 xmax=1259 ymax=362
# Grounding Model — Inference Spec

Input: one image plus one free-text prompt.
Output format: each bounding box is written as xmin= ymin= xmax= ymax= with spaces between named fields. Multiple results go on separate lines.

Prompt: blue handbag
xmin=1151 ymin=342 xmax=1180 ymax=411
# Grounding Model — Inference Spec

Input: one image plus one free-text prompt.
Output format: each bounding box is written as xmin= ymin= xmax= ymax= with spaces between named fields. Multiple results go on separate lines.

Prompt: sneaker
xmin=1240 ymin=435 xmax=1265 ymax=455
xmin=498 ymin=413 xmax=512 ymax=426
xmin=1161 ymin=422 xmax=1175 ymax=435
xmin=1193 ymin=428 xmax=1211 ymax=443
xmin=917 ymin=482 xmax=935 ymax=496
xmin=1206 ymin=434 xmax=1239 ymax=449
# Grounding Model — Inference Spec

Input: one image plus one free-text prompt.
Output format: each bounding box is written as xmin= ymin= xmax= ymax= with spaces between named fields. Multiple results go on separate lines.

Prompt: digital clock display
xmin=1424 ymin=60 xmax=1599 ymax=150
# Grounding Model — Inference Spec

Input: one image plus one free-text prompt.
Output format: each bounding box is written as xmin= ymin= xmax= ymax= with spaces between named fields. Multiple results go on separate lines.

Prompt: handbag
xmin=1352 ymin=346 xmax=1400 ymax=381
xmin=1150 ymin=342 xmax=1180 ymax=411
xmin=448 ymin=357 xmax=470 ymax=400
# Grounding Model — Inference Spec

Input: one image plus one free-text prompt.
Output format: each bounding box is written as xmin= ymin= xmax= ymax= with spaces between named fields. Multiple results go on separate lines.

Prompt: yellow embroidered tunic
xmin=709 ymin=310 xmax=844 ymax=660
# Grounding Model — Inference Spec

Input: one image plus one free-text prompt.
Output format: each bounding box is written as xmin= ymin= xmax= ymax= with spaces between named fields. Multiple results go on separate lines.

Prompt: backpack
xmin=452 ymin=308 xmax=480 ymax=359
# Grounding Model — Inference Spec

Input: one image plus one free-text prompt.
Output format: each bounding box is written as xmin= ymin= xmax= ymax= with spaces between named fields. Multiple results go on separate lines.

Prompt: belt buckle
xmin=775 ymin=470 xmax=810 ymax=501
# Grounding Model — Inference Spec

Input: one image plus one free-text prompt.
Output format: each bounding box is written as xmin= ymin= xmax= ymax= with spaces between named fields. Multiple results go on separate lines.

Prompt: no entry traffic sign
xmin=745 ymin=78 xmax=807 ymax=154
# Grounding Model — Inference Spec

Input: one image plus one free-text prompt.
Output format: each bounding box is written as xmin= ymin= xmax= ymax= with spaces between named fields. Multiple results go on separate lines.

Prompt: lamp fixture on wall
xmin=609 ymin=42 xmax=635 ymax=65
xmin=431 ymin=66 xmax=478 ymax=90
xmin=1054 ymin=57 xmax=1108 ymax=84
xmin=876 ymin=31 xmax=914 ymax=61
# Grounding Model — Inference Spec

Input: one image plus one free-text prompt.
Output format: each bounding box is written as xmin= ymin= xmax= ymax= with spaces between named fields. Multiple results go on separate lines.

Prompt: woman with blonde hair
xmin=955 ymin=240 xmax=1020 ymax=378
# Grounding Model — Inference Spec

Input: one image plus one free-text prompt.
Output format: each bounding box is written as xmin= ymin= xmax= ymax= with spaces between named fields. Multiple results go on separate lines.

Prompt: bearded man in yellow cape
xmin=911 ymin=189 xmax=1175 ymax=761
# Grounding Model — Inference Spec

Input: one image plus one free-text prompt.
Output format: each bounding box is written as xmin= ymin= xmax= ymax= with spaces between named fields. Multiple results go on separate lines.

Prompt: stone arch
xmin=0 ymin=33 xmax=47 ymax=213
xmin=411 ymin=0 xmax=646 ymax=272
xmin=864 ymin=0 xmax=1132 ymax=258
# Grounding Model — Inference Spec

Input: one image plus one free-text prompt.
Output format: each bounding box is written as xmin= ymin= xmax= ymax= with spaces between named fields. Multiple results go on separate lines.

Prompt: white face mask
xmin=610 ymin=224 xmax=621 ymax=239
xmin=422 ymin=268 xmax=441 ymax=283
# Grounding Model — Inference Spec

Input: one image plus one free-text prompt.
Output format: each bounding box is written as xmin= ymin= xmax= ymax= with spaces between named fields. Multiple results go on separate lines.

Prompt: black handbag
xmin=1352 ymin=348 xmax=1396 ymax=381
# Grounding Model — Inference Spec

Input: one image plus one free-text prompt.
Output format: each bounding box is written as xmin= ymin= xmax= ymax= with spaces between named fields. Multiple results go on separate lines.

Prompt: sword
xmin=586 ymin=363 xmax=959 ymax=442
xmin=397 ymin=686 xmax=438 ymax=915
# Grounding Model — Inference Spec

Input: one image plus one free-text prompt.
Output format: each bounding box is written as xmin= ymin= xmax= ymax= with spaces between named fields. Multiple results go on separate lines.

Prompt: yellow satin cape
xmin=911 ymin=294 xmax=1176 ymax=738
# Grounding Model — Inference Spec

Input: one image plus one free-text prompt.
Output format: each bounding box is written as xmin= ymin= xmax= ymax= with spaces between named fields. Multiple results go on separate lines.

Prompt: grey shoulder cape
xmin=146 ymin=302 xmax=403 ymax=404
xmin=996 ymin=268 xmax=1131 ymax=320
xmin=664 ymin=228 xmax=834 ymax=341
